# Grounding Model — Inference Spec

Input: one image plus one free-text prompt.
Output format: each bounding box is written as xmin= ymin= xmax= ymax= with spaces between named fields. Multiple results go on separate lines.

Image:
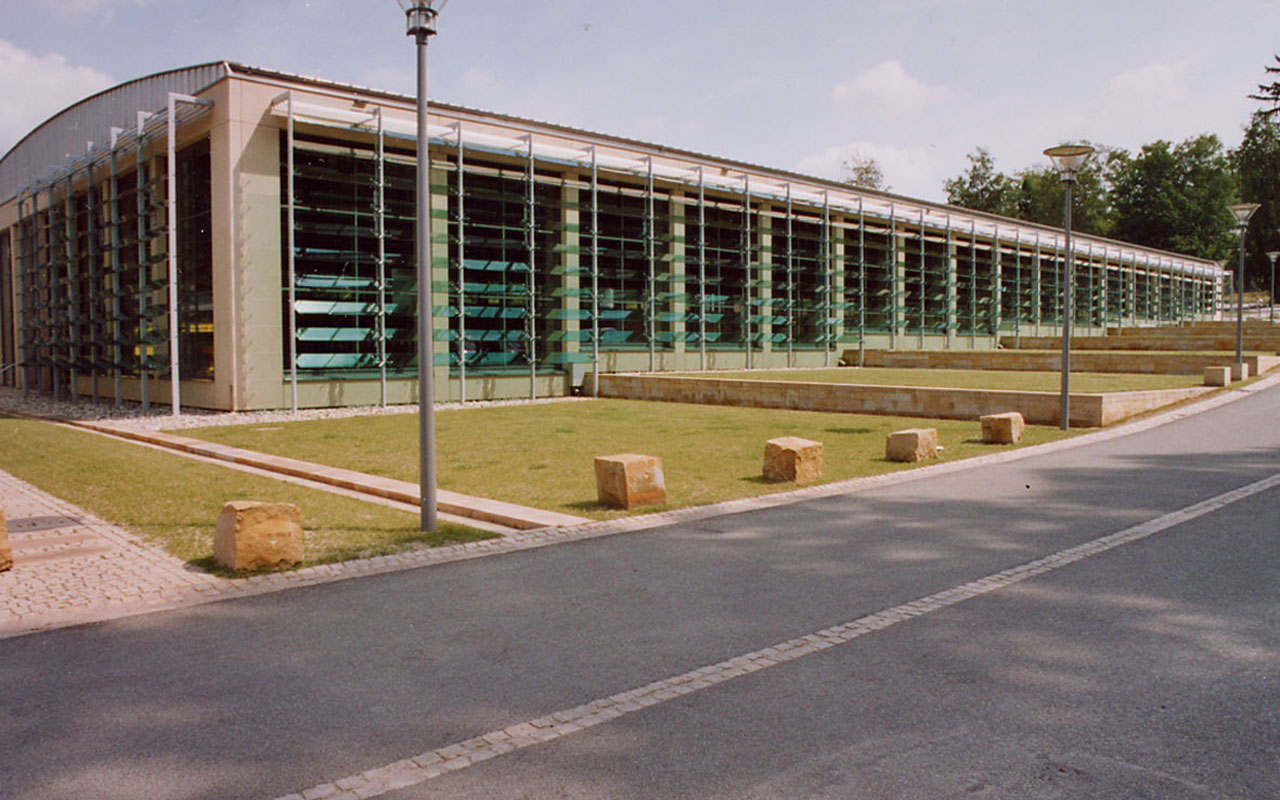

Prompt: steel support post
xmin=645 ymin=158 xmax=656 ymax=372
xmin=108 ymin=132 xmax=123 ymax=406
xmin=822 ymin=190 xmax=832 ymax=367
xmin=285 ymin=92 xmax=298 ymax=412
xmin=785 ymin=184 xmax=794 ymax=368
xmin=742 ymin=174 xmax=752 ymax=369
xmin=524 ymin=135 xmax=536 ymax=400
xmin=376 ymin=109 xmax=389 ymax=406
xmin=165 ymin=94 xmax=182 ymax=415
xmin=857 ymin=199 xmax=866 ymax=366
xmin=591 ymin=147 xmax=600 ymax=394
xmin=697 ymin=166 xmax=706 ymax=372
xmin=136 ymin=111 xmax=151 ymax=411
xmin=86 ymin=155 xmax=100 ymax=405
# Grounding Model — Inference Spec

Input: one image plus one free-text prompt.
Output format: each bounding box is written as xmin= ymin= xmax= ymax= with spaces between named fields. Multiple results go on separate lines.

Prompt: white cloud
xmin=1101 ymin=60 xmax=1190 ymax=103
xmin=794 ymin=140 xmax=944 ymax=199
xmin=831 ymin=60 xmax=951 ymax=117
xmin=0 ymin=41 xmax=114 ymax=154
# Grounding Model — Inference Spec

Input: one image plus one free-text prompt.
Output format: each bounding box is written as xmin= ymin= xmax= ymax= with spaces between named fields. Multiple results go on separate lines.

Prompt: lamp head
xmin=398 ymin=0 xmax=447 ymax=37
xmin=1227 ymin=202 xmax=1260 ymax=227
xmin=1044 ymin=144 xmax=1095 ymax=182
xmin=1267 ymin=250 xmax=1280 ymax=263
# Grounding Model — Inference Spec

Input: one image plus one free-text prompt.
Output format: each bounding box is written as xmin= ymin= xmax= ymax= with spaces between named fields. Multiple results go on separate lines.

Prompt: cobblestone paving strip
xmin=271 ymin=471 xmax=1280 ymax=800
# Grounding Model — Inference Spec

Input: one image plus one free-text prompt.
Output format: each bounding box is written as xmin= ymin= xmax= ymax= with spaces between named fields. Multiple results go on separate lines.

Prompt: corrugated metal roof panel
xmin=0 ymin=62 xmax=229 ymax=202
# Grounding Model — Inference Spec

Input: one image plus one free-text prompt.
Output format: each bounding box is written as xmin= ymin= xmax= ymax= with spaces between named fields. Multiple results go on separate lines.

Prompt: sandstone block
xmin=213 ymin=501 xmax=303 ymax=571
xmin=594 ymin=454 xmax=666 ymax=509
xmin=1231 ymin=362 xmax=1249 ymax=382
xmin=0 ymin=506 xmax=11 ymax=572
xmin=763 ymin=436 xmax=824 ymax=483
xmin=980 ymin=411 xmax=1025 ymax=444
xmin=1203 ymin=366 xmax=1230 ymax=387
xmin=886 ymin=428 xmax=939 ymax=462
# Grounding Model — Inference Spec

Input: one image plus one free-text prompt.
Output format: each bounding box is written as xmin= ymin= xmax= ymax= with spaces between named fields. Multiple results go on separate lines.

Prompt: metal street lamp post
xmin=1267 ymin=247 xmax=1279 ymax=326
xmin=1044 ymin=144 xmax=1094 ymax=431
xmin=1227 ymin=203 xmax=1259 ymax=372
xmin=399 ymin=0 xmax=448 ymax=531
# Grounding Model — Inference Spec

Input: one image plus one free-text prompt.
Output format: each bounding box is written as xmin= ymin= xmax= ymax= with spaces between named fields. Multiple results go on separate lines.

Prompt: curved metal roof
xmin=0 ymin=62 xmax=230 ymax=202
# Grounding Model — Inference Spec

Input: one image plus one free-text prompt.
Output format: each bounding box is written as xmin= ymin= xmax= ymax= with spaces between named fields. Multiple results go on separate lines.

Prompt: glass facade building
xmin=0 ymin=63 xmax=1228 ymax=411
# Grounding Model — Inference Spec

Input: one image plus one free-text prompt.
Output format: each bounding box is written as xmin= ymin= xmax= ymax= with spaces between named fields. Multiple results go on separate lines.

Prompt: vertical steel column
xmin=1033 ymin=233 xmax=1042 ymax=335
xmin=1085 ymin=243 xmax=1095 ymax=332
xmin=785 ymin=184 xmax=794 ymax=368
xmin=857 ymin=199 xmax=866 ymax=366
xmin=85 ymin=153 xmax=100 ymax=405
xmin=1013 ymin=229 xmax=1022 ymax=347
xmin=973 ymin=221 xmax=982 ymax=346
xmin=645 ymin=157 xmax=656 ymax=372
xmin=14 ymin=189 xmax=28 ymax=396
xmin=822 ymin=190 xmax=832 ymax=367
xmin=889 ymin=204 xmax=897 ymax=350
xmin=525 ymin=135 xmax=537 ymax=400
xmin=943 ymin=216 xmax=954 ymax=348
xmin=918 ymin=209 xmax=926 ymax=348
xmin=450 ymin=120 xmax=463 ymax=404
xmin=285 ymin=92 xmax=298 ymax=412
xmin=697 ymin=166 xmax=707 ymax=372
xmin=64 ymin=173 xmax=78 ymax=401
xmin=108 ymin=131 xmax=123 ymax=406
xmin=136 ymin=112 xmax=151 ymax=411
xmin=1100 ymin=245 xmax=1109 ymax=330
xmin=375 ymin=109 xmax=388 ymax=406
xmin=988 ymin=223 xmax=999 ymax=344
xmin=590 ymin=147 xmax=600 ymax=394
xmin=742 ymin=174 xmax=752 ymax=369
xmin=165 ymin=94 xmax=181 ymax=416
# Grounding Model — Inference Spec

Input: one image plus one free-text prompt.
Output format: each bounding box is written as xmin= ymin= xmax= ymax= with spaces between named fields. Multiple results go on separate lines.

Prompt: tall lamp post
xmin=400 ymin=0 xmax=447 ymax=531
xmin=1044 ymin=144 xmax=1094 ymax=431
xmin=1227 ymin=203 xmax=1259 ymax=374
xmin=1267 ymin=247 xmax=1279 ymax=326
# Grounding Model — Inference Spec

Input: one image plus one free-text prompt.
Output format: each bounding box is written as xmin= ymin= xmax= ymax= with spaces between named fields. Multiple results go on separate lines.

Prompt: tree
xmin=843 ymin=150 xmax=888 ymax=191
xmin=1248 ymin=54 xmax=1280 ymax=117
xmin=944 ymin=147 xmax=1017 ymax=216
xmin=1013 ymin=144 xmax=1125 ymax=237
xmin=1235 ymin=112 xmax=1280 ymax=294
xmin=1110 ymin=134 xmax=1238 ymax=263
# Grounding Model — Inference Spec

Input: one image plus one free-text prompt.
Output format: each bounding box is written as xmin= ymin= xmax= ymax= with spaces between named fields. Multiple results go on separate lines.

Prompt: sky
xmin=2 ymin=0 xmax=1278 ymax=203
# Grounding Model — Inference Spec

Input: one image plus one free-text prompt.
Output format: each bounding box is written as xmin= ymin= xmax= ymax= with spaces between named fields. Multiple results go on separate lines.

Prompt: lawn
xmin=670 ymin=367 xmax=1202 ymax=392
xmin=0 ymin=417 xmax=494 ymax=573
xmin=177 ymin=399 xmax=1078 ymax=521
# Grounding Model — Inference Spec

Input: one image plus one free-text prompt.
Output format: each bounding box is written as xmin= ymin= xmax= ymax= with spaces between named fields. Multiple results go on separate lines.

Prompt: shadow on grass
xmin=564 ymin=499 xmax=615 ymax=513
xmin=824 ymin=427 xmax=874 ymax=435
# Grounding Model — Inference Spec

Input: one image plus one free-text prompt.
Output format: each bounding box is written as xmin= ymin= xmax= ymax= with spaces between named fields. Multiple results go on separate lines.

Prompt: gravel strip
xmin=0 ymin=387 xmax=591 ymax=431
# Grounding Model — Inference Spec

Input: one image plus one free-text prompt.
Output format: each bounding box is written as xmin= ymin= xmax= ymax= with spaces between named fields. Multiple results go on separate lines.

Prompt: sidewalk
xmin=0 ymin=469 xmax=227 ymax=636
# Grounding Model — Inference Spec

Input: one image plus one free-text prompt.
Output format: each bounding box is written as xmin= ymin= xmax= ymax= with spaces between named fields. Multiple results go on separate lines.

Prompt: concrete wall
xmin=596 ymin=373 xmax=1212 ymax=428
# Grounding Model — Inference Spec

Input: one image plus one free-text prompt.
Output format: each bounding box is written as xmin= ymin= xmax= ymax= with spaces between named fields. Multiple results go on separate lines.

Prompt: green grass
xmin=177 ymin=399 xmax=1078 ymax=521
xmin=670 ymin=367 xmax=1202 ymax=392
xmin=0 ymin=417 xmax=494 ymax=573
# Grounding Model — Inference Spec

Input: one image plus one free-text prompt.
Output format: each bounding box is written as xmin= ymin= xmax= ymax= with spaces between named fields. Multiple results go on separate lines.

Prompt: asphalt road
xmin=2 ymin=381 xmax=1277 ymax=800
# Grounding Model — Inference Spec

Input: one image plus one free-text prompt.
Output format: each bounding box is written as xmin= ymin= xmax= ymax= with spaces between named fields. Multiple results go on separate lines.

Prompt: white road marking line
xmin=273 ymin=472 xmax=1280 ymax=800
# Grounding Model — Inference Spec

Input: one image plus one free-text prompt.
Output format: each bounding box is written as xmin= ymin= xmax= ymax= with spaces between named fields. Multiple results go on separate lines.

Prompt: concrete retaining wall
xmin=597 ymin=374 xmax=1213 ymax=428
xmin=857 ymin=349 xmax=1280 ymax=376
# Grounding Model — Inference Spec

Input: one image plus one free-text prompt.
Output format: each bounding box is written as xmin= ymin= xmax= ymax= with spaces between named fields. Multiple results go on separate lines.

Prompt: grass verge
xmin=0 ymin=416 xmax=494 ymax=573
xmin=177 ymin=399 xmax=1079 ymax=521
xmin=667 ymin=368 xmax=1202 ymax=392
